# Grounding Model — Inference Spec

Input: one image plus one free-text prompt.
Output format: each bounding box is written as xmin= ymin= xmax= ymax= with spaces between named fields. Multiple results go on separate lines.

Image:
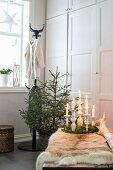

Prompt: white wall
xmin=0 ymin=90 xmax=29 ymax=135
xmin=29 ymin=0 xmax=46 ymax=86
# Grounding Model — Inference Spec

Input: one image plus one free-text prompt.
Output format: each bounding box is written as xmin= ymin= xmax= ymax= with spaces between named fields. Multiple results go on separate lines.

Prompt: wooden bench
xmin=43 ymin=162 xmax=113 ymax=170
xmin=36 ymin=129 xmax=113 ymax=170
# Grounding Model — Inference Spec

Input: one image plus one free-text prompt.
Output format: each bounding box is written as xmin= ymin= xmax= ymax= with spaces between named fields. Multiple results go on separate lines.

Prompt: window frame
xmin=0 ymin=0 xmax=29 ymax=89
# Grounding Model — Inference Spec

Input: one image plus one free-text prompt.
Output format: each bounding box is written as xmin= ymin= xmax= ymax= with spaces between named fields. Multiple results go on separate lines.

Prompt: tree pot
xmin=39 ymin=133 xmax=50 ymax=150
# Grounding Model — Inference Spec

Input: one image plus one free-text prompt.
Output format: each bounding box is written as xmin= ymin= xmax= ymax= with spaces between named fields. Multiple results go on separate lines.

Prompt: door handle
xmin=96 ymin=72 xmax=99 ymax=74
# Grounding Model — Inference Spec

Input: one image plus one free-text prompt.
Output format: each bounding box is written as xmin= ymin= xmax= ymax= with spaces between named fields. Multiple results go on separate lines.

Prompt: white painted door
xmin=69 ymin=0 xmax=96 ymax=11
xmin=96 ymin=0 xmax=107 ymax=3
xmin=96 ymin=0 xmax=113 ymax=128
xmin=68 ymin=5 xmax=97 ymax=108
xmin=45 ymin=14 xmax=68 ymax=86
xmin=46 ymin=0 xmax=69 ymax=19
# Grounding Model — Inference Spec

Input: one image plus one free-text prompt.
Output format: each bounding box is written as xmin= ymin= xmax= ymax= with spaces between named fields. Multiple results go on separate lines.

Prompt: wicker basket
xmin=0 ymin=125 xmax=14 ymax=153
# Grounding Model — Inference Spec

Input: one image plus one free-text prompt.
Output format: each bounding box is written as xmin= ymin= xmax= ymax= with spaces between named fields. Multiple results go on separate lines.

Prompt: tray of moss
xmin=63 ymin=124 xmax=98 ymax=134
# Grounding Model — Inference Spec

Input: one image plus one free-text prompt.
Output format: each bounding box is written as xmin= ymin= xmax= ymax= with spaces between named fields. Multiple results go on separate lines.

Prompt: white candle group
xmin=65 ymin=91 xmax=96 ymax=128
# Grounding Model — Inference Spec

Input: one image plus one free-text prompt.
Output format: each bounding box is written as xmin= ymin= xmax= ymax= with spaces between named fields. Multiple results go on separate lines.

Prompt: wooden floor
xmin=0 ymin=143 xmax=40 ymax=170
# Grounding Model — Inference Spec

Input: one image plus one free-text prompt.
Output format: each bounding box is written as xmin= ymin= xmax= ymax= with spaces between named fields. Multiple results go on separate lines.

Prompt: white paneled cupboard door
xmin=45 ymin=14 xmax=68 ymax=86
xmin=68 ymin=5 xmax=97 ymax=105
xmin=69 ymin=0 xmax=96 ymax=10
xmin=96 ymin=0 xmax=113 ymax=128
xmin=46 ymin=0 xmax=69 ymax=19
xmin=96 ymin=0 xmax=107 ymax=3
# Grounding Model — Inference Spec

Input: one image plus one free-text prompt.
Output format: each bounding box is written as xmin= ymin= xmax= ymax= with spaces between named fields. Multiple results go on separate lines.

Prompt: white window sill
xmin=0 ymin=87 xmax=29 ymax=93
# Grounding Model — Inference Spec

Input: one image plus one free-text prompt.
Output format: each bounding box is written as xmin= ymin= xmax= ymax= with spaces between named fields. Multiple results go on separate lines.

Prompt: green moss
xmin=63 ymin=123 xmax=98 ymax=134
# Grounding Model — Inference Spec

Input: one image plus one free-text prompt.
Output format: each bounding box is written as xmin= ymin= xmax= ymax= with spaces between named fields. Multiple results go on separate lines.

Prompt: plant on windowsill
xmin=0 ymin=68 xmax=12 ymax=86
xmin=19 ymin=69 xmax=70 ymax=137
xmin=0 ymin=68 xmax=12 ymax=74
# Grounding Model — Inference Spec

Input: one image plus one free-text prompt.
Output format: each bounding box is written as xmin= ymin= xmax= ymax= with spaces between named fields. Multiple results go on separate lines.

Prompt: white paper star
xmin=1 ymin=10 xmax=18 ymax=31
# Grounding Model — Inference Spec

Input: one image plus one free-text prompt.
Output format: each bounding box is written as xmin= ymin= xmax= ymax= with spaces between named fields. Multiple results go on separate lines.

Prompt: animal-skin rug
xmin=36 ymin=128 xmax=113 ymax=170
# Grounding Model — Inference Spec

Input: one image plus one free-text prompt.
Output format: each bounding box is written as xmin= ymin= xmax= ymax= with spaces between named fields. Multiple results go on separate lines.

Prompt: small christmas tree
xmin=20 ymin=69 xmax=70 ymax=135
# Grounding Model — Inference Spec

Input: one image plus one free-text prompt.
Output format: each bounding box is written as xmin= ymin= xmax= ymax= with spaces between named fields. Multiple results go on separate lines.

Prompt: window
xmin=0 ymin=0 xmax=29 ymax=87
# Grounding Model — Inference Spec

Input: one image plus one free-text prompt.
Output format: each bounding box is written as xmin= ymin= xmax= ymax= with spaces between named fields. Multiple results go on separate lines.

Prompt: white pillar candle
xmin=72 ymin=97 xmax=75 ymax=110
xmin=71 ymin=110 xmax=76 ymax=131
xmin=77 ymin=90 xmax=83 ymax=127
xmin=66 ymin=103 xmax=69 ymax=116
xmin=65 ymin=115 xmax=69 ymax=127
xmin=85 ymin=95 xmax=89 ymax=115
xmin=85 ymin=96 xmax=88 ymax=108
xmin=92 ymin=105 xmax=95 ymax=117
xmin=77 ymin=116 xmax=83 ymax=127
xmin=78 ymin=90 xmax=81 ymax=103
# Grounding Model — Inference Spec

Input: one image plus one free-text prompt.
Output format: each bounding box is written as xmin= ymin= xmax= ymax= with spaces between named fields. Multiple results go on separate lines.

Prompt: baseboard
xmin=14 ymin=133 xmax=32 ymax=143
xmin=14 ymin=132 xmax=39 ymax=143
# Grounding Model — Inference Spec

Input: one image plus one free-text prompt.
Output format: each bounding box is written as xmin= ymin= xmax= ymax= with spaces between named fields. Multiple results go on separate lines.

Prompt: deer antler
xmin=96 ymin=113 xmax=109 ymax=135
xmin=96 ymin=113 xmax=113 ymax=151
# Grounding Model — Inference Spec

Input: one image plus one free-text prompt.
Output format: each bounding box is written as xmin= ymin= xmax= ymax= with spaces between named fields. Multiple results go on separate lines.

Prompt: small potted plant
xmin=0 ymin=68 xmax=12 ymax=86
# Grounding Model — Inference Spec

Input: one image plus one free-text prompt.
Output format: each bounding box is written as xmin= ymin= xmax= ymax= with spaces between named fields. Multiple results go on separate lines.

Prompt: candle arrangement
xmin=64 ymin=91 xmax=98 ymax=134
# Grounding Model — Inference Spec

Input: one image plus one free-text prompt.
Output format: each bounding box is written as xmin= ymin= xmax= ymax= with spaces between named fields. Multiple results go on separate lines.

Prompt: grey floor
xmin=0 ymin=143 xmax=41 ymax=170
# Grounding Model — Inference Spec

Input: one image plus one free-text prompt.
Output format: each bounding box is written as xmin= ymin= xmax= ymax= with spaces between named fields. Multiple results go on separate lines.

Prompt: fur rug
xmin=36 ymin=129 xmax=113 ymax=170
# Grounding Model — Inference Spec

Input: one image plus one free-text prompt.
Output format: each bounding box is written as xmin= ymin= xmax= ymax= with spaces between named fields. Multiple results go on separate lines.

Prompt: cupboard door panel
xmin=99 ymin=0 xmax=113 ymax=50
xmin=99 ymin=51 xmax=113 ymax=94
xmin=45 ymin=14 xmax=67 ymax=85
xmin=46 ymin=57 xmax=66 ymax=86
xmin=71 ymin=53 xmax=92 ymax=92
xmin=46 ymin=0 xmax=68 ymax=19
xmin=97 ymin=0 xmax=108 ymax=3
xmin=69 ymin=7 xmax=96 ymax=53
xmin=70 ymin=0 xmax=96 ymax=10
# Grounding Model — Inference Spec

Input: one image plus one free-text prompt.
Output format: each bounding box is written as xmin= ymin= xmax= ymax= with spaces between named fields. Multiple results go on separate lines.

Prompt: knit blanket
xmin=36 ymin=129 xmax=113 ymax=170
